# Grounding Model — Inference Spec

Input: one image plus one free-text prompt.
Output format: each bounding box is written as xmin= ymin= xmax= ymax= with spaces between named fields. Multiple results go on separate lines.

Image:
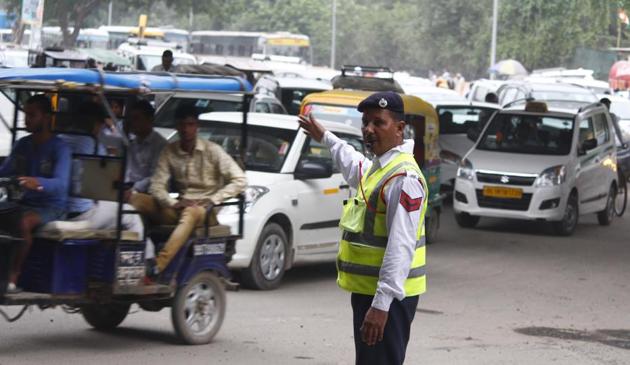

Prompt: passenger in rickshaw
xmin=0 ymin=95 xmax=72 ymax=293
xmin=131 ymin=104 xmax=247 ymax=278
xmin=123 ymin=100 xmax=167 ymax=198
xmin=58 ymin=101 xmax=155 ymax=258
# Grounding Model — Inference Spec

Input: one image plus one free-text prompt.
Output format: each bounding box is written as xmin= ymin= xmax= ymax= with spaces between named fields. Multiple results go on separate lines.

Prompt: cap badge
xmin=378 ymin=98 xmax=388 ymax=108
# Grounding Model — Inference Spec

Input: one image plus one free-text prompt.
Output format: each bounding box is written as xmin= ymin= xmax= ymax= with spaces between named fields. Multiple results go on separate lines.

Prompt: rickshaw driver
xmin=59 ymin=101 xmax=155 ymax=259
xmin=132 ymin=104 xmax=247 ymax=278
xmin=0 ymin=95 xmax=72 ymax=294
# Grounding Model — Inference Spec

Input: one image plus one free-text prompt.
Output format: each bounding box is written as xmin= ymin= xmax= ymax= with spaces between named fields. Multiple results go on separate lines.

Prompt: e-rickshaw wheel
xmin=171 ymin=271 xmax=226 ymax=345
xmin=81 ymin=303 xmax=131 ymax=330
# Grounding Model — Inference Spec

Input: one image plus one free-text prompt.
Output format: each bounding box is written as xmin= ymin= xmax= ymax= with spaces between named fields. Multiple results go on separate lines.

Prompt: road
xmin=1 ymin=204 xmax=629 ymax=365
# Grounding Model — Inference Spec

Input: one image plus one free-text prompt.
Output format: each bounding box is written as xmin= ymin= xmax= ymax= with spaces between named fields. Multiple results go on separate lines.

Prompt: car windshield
xmin=154 ymin=97 xmax=244 ymax=128
xmin=530 ymin=89 xmax=596 ymax=103
xmin=197 ymin=121 xmax=297 ymax=173
xmin=308 ymin=104 xmax=362 ymax=129
xmin=438 ymin=106 xmax=496 ymax=135
xmin=281 ymin=88 xmax=324 ymax=115
xmin=477 ymin=113 xmax=574 ymax=155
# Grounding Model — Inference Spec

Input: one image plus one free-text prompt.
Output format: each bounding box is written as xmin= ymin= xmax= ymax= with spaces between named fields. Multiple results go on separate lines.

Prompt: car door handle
xmin=339 ymin=184 xmax=350 ymax=190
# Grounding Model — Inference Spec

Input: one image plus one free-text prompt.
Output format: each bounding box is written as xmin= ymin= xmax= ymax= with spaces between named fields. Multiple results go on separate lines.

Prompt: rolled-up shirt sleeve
xmin=208 ymin=145 xmax=247 ymax=205
xmin=371 ymin=175 xmax=424 ymax=312
xmin=321 ymin=131 xmax=370 ymax=188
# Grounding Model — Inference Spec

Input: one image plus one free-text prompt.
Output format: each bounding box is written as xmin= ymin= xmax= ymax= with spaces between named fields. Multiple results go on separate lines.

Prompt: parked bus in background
xmin=99 ymin=25 xmax=135 ymax=49
xmin=190 ymin=31 xmax=312 ymax=64
xmin=161 ymin=28 xmax=190 ymax=51
xmin=76 ymin=28 xmax=109 ymax=49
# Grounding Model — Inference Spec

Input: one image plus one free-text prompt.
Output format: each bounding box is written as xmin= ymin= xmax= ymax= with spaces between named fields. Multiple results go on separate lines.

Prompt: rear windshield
xmin=155 ymin=97 xmax=243 ymax=128
xmin=307 ymin=103 xmax=362 ymax=129
xmin=438 ymin=106 xmax=496 ymax=135
xmin=477 ymin=113 xmax=574 ymax=155
xmin=193 ymin=121 xmax=297 ymax=173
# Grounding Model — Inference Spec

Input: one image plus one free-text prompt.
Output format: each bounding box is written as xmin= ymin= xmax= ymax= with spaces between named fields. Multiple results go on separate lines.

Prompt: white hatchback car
xmin=454 ymin=101 xmax=618 ymax=235
xmin=190 ymin=112 xmax=363 ymax=289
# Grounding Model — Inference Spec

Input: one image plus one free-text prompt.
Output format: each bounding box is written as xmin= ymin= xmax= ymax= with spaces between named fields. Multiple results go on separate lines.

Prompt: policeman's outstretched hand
xmin=297 ymin=113 xmax=326 ymax=143
xmin=360 ymin=307 xmax=388 ymax=346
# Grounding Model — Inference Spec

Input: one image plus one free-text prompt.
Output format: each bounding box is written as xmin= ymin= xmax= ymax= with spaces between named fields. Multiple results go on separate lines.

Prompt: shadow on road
xmin=515 ymin=326 xmax=630 ymax=350
xmin=277 ymin=262 xmax=337 ymax=288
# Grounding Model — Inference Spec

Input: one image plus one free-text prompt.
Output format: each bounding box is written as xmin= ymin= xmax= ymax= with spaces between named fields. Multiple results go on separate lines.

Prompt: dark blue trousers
xmin=352 ymin=293 xmax=419 ymax=365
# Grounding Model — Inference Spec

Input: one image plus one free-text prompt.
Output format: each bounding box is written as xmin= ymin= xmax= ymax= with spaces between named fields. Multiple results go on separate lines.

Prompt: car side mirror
xmin=467 ymin=128 xmax=480 ymax=142
xmin=578 ymin=138 xmax=598 ymax=155
xmin=294 ymin=160 xmax=333 ymax=180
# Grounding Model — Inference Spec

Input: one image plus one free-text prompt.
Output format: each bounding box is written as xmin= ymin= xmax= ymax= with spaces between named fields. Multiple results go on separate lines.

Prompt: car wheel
xmin=454 ymin=212 xmax=480 ymax=228
xmin=597 ymin=185 xmax=616 ymax=226
xmin=81 ymin=303 xmax=130 ymax=331
xmin=425 ymin=210 xmax=440 ymax=244
xmin=241 ymin=223 xmax=288 ymax=290
xmin=552 ymin=193 xmax=579 ymax=236
xmin=171 ymin=271 xmax=225 ymax=345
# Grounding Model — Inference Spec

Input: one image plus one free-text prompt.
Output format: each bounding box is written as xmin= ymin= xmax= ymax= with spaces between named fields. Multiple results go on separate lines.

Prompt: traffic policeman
xmin=298 ymin=91 xmax=427 ymax=365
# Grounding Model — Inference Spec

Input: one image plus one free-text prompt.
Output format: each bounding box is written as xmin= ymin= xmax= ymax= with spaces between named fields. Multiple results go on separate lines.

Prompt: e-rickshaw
xmin=299 ymin=89 xmax=443 ymax=243
xmin=0 ymin=67 xmax=252 ymax=345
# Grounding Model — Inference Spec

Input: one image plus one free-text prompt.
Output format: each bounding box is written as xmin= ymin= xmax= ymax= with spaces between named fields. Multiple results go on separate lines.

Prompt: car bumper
xmin=453 ymin=178 xmax=567 ymax=221
xmin=217 ymin=210 xmax=265 ymax=269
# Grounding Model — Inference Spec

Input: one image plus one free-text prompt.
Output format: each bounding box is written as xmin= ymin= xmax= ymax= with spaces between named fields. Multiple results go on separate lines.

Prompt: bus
xmin=190 ymin=31 xmax=312 ymax=64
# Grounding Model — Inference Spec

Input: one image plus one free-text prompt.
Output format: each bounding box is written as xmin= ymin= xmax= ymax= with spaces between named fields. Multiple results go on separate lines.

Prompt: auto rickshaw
xmin=0 ymin=67 xmax=251 ymax=345
xmin=300 ymin=88 xmax=443 ymax=243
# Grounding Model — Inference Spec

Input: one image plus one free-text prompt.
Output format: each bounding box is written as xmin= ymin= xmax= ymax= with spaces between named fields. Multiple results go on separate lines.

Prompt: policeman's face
xmin=24 ymin=103 xmax=50 ymax=134
xmin=177 ymin=116 xmax=198 ymax=144
xmin=361 ymin=108 xmax=405 ymax=156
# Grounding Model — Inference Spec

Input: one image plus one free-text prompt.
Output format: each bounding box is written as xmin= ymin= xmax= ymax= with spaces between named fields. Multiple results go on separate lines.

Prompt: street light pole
xmin=490 ymin=0 xmax=498 ymax=79
xmin=330 ymin=0 xmax=336 ymax=69
xmin=108 ymin=1 xmax=113 ymax=26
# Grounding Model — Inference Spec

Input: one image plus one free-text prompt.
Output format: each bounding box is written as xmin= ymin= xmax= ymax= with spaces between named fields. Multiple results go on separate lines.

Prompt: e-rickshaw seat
xmin=34 ymin=156 xmax=142 ymax=242
xmin=36 ymin=220 xmax=140 ymax=242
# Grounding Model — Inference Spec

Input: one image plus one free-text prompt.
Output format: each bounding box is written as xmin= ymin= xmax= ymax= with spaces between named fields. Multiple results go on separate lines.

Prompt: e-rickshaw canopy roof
xmin=0 ymin=67 xmax=252 ymax=93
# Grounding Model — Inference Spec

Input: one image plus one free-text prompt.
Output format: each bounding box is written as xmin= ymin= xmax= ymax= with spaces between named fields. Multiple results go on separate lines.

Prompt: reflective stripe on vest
xmin=336 ymin=152 xmax=428 ymax=297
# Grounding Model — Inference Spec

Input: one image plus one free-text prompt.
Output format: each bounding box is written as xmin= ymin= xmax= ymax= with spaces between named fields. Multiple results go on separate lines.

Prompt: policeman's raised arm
xmin=298 ymin=113 xmax=369 ymax=189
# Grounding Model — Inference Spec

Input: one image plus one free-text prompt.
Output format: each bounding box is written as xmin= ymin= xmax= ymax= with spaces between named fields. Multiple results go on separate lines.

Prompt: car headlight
xmin=535 ymin=165 xmax=566 ymax=187
xmin=221 ymin=185 xmax=270 ymax=214
xmin=456 ymin=159 xmax=474 ymax=180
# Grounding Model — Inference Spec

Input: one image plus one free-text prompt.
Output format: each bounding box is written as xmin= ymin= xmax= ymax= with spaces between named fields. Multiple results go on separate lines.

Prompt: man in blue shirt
xmin=0 ymin=95 xmax=72 ymax=293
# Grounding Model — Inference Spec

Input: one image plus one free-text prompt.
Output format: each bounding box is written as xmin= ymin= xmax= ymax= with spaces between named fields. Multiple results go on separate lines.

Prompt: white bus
xmin=190 ymin=31 xmax=312 ymax=64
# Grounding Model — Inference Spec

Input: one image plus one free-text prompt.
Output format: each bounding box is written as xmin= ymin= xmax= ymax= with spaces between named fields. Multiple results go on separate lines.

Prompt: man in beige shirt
xmin=132 ymin=104 xmax=247 ymax=275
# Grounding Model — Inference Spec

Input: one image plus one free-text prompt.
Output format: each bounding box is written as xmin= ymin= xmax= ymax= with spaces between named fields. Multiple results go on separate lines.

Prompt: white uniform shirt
xmin=323 ymin=131 xmax=425 ymax=311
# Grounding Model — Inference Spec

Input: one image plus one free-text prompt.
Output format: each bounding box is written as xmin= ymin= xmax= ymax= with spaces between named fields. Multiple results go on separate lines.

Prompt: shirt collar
xmin=175 ymin=138 xmax=205 ymax=156
xmin=375 ymin=139 xmax=415 ymax=168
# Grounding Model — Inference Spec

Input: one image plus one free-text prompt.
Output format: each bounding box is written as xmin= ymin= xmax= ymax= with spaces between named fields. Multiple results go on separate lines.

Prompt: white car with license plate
xmin=453 ymin=100 xmax=618 ymax=235
xmin=186 ymin=112 xmax=363 ymax=289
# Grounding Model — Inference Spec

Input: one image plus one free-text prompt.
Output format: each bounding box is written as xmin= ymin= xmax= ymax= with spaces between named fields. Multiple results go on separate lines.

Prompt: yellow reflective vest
xmin=337 ymin=152 xmax=427 ymax=296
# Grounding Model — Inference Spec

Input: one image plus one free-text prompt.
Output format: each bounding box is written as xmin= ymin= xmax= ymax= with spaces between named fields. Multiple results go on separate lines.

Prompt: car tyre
xmin=81 ymin=303 xmax=130 ymax=331
xmin=552 ymin=193 xmax=579 ymax=236
xmin=597 ymin=185 xmax=616 ymax=226
xmin=454 ymin=212 xmax=480 ymax=228
xmin=171 ymin=271 xmax=225 ymax=345
xmin=241 ymin=223 xmax=288 ymax=290
xmin=425 ymin=210 xmax=440 ymax=244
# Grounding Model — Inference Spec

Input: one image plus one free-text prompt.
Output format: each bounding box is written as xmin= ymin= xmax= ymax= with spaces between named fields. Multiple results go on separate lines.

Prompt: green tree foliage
xmin=0 ymin=0 xmax=626 ymax=78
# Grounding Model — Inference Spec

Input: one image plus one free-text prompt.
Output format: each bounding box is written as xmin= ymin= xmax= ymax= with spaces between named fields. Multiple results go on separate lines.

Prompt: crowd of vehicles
xmin=0 ymin=18 xmax=629 ymax=344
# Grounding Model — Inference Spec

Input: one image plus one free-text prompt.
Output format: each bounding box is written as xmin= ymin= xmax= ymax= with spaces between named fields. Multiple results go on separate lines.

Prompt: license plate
xmin=483 ymin=186 xmax=523 ymax=199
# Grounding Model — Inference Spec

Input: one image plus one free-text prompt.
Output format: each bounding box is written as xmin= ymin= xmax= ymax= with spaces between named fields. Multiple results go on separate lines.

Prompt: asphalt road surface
xmin=1 ymin=204 xmax=629 ymax=365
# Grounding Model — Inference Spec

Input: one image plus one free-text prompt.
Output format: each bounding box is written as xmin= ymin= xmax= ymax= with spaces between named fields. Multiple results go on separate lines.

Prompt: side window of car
xmin=255 ymin=102 xmax=271 ymax=113
xmin=578 ymin=118 xmax=595 ymax=145
xmin=299 ymin=137 xmax=335 ymax=172
xmin=270 ymin=102 xmax=286 ymax=114
xmin=592 ymin=113 xmax=610 ymax=145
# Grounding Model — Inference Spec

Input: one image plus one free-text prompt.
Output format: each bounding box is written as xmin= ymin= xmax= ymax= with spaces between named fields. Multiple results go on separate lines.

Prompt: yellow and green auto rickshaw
xmin=300 ymin=89 xmax=443 ymax=243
